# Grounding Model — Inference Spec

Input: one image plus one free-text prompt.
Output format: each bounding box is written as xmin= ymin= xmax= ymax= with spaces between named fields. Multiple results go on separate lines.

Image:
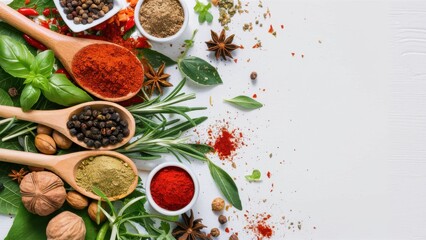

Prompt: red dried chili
xmin=22 ymin=34 xmax=47 ymax=51
xmin=17 ymin=7 xmax=38 ymax=16
xmin=71 ymin=44 xmax=143 ymax=98
xmin=150 ymin=166 xmax=194 ymax=211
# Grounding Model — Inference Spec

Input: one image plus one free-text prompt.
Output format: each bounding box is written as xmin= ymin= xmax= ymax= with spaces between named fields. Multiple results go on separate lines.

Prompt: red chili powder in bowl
xmin=71 ymin=44 xmax=143 ymax=99
xmin=150 ymin=166 xmax=195 ymax=211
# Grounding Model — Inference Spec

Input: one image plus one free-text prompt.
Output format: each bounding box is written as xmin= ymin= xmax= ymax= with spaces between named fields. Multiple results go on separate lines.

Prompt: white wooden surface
xmin=2 ymin=0 xmax=426 ymax=239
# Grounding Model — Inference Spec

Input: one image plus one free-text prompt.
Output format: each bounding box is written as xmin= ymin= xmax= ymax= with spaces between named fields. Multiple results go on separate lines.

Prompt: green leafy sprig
xmin=194 ymin=0 xmax=213 ymax=23
xmin=245 ymin=169 xmax=262 ymax=182
xmin=225 ymin=95 xmax=263 ymax=109
xmin=0 ymin=35 xmax=92 ymax=111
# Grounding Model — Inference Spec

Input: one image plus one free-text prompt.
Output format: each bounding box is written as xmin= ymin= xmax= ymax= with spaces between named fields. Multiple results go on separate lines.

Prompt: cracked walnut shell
xmin=20 ymin=171 xmax=67 ymax=216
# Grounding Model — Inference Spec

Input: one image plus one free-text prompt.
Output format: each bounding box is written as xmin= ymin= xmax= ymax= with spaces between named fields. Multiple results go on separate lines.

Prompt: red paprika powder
xmin=71 ymin=44 xmax=143 ymax=99
xmin=150 ymin=166 xmax=194 ymax=211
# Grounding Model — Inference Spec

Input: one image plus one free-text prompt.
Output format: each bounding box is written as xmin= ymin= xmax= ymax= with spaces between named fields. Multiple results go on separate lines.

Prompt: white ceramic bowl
xmin=53 ymin=0 xmax=121 ymax=32
xmin=145 ymin=162 xmax=199 ymax=216
xmin=134 ymin=0 xmax=189 ymax=42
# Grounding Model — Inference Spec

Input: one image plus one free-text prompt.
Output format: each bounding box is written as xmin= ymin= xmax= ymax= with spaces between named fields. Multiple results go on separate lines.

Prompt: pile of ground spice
xmin=244 ymin=211 xmax=275 ymax=239
xmin=207 ymin=126 xmax=245 ymax=161
xmin=71 ymin=44 xmax=143 ymax=98
xmin=75 ymin=155 xmax=136 ymax=197
xmin=139 ymin=0 xmax=184 ymax=38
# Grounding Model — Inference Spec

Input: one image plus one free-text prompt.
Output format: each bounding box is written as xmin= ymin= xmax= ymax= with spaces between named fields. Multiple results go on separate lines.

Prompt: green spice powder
xmin=75 ymin=155 xmax=135 ymax=197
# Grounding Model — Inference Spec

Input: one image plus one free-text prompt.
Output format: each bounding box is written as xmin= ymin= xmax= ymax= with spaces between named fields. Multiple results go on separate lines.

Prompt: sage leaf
xmin=245 ymin=169 xmax=262 ymax=182
xmin=208 ymin=160 xmax=242 ymax=210
xmin=0 ymin=35 xmax=34 ymax=79
xmin=0 ymin=162 xmax=21 ymax=215
xmin=42 ymin=73 xmax=92 ymax=106
xmin=30 ymin=50 xmax=54 ymax=77
xmin=139 ymin=48 xmax=176 ymax=68
xmin=225 ymin=95 xmax=263 ymax=109
xmin=20 ymin=84 xmax=41 ymax=111
xmin=178 ymin=56 xmax=222 ymax=85
xmin=0 ymin=88 xmax=13 ymax=106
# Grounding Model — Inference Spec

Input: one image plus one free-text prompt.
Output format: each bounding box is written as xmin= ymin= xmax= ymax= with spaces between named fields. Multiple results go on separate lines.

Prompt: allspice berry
xmin=35 ymin=134 xmax=57 ymax=155
xmin=37 ymin=124 xmax=53 ymax=135
xmin=88 ymin=201 xmax=106 ymax=224
xmin=211 ymin=197 xmax=225 ymax=211
xmin=20 ymin=171 xmax=66 ymax=216
xmin=229 ymin=234 xmax=239 ymax=240
xmin=210 ymin=228 xmax=220 ymax=237
xmin=66 ymin=191 xmax=89 ymax=210
xmin=218 ymin=214 xmax=227 ymax=224
xmin=53 ymin=131 xmax=72 ymax=149
xmin=46 ymin=211 xmax=86 ymax=240
xmin=250 ymin=71 xmax=257 ymax=80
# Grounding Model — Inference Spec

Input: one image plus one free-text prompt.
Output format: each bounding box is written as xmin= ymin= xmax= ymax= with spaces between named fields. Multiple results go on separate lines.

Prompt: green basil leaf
xmin=24 ymin=74 xmax=49 ymax=91
xmin=178 ymin=56 xmax=222 ymax=85
xmin=0 ymin=35 xmax=34 ymax=78
xmin=42 ymin=74 xmax=92 ymax=106
xmin=198 ymin=12 xmax=206 ymax=23
xmin=0 ymin=88 xmax=13 ymax=106
xmin=0 ymin=23 xmax=36 ymax=54
xmin=0 ymin=162 xmax=21 ymax=215
xmin=20 ymin=84 xmax=41 ymax=111
xmin=208 ymin=160 xmax=242 ymax=210
xmin=205 ymin=12 xmax=213 ymax=23
xmin=139 ymin=48 xmax=176 ymax=68
xmin=31 ymin=50 xmax=54 ymax=77
xmin=225 ymin=95 xmax=263 ymax=109
xmin=9 ymin=0 xmax=56 ymax=14
xmin=245 ymin=169 xmax=262 ymax=182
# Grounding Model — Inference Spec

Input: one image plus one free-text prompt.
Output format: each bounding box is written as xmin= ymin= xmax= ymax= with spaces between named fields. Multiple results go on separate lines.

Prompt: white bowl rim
xmin=134 ymin=0 xmax=189 ymax=43
xmin=53 ymin=0 xmax=122 ymax=32
xmin=145 ymin=162 xmax=200 ymax=216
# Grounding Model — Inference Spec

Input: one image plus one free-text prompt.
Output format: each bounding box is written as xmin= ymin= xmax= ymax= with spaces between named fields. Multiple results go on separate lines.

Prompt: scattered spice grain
xmin=139 ymin=0 xmax=184 ymax=38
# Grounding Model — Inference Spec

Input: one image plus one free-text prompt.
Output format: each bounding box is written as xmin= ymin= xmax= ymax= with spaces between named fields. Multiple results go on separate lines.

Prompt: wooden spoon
xmin=0 ymin=2 xmax=143 ymax=102
xmin=0 ymin=101 xmax=135 ymax=150
xmin=0 ymin=148 xmax=138 ymax=200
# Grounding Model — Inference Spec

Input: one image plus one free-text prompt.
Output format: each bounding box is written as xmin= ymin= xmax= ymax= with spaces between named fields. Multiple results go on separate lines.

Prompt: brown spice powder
xmin=139 ymin=0 xmax=184 ymax=38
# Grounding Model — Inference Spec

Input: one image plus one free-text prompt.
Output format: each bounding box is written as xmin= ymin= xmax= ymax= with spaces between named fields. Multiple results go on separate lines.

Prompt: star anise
xmin=205 ymin=29 xmax=239 ymax=60
xmin=172 ymin=210 xmax=210 ymax=240
xmin=8 ymin=168 xmax=28 ymax=184
xmin=143 ymin=62 xmax=173 ymax=96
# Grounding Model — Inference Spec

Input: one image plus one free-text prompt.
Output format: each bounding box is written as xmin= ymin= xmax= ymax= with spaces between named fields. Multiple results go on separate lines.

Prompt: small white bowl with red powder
xmin=145 ymin=162 xmax=199 ymax=215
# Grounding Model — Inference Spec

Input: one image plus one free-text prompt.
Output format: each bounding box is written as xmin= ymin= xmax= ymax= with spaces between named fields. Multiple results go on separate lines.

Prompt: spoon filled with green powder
xmin=0 ymin=149 xmax=138 ymax=200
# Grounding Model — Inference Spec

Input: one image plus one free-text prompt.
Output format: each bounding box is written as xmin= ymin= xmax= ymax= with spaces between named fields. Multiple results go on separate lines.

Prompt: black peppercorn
xmin=69 ymin=128 xmax=78 ymax=136
xmin=87 ymin=139 xmax=94 ymax=147
xmin=71 ymin=114 xmax=78 ymax=121
xmin=94 ymin=141 xmax=102 ymax=148
xmin=101 ymin=138 xmax=109 ymax=146
xmin=76 ymin=133 xmax=84 ymax=141
xmin=66 ymin=121 xmax=74 ymax=129
xmin=122 ymin=128 xmax=130 ymax=137
xmin=83 ymin=137 xmax=90 ymax=143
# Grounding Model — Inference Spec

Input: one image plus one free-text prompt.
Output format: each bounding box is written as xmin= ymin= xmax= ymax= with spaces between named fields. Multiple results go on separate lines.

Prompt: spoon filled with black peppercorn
xmin=0 ymin=101 xmax=135 ymax=150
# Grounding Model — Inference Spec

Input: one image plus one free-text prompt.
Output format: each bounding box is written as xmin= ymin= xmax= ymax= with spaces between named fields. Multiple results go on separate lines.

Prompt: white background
xmin=2 ymin=0 xmax=426 ymax=239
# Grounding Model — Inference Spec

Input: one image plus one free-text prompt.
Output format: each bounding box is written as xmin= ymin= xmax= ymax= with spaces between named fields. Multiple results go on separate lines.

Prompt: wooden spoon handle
xmin=0 ymin=105 xmax=67 ymax=130
xmin=0 ymin=148 xmax=56 ymax=168
xmin=0 ymin=2 xmax=66 ymax=48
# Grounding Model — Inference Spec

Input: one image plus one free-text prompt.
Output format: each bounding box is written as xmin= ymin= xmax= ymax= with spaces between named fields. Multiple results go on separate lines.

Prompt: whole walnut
xmin=35 ymin=134 xmax=57 ymax=155
xmin=20 ymin=171 xmax=66 ymax=216
xmin=53 ymin=131 xmax=72 ymax=149
xmin=46 ymin=211 xmax=86 ymax=240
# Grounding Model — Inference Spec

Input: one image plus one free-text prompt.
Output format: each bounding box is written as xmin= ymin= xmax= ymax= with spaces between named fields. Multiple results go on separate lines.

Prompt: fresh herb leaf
xmin=43 ymin=73 xmax=92 ymax=106
xmin=8 ymin=0 xmax=56 ymax=14
xmin=208 ymin=160 xmax=242 ymax=210
xmin=178 ymin=56 xmax=222 ymax=85
xmin=0 ymin=88 xmax=13 ymax=106
xmin=30 ymin=50 xmax=54 ymax=77
xmin=0 ymin=23 xmax=36 ymax=54
xmin=138 ymin=48 xmax=176 ymax=68
xmin=0 ymin=35 xmax=33 ymax=79
xmin=20 ymin=84 xmax=41 ymax=111
xmin=245 ymin=169 xmax=261 ymax=182
xmin=0 ymin=162 xmax=21 ymax=215
xmin=194 ymin=1 xmax=213 ymax=24
xmin=225 ymin=95 xmax=263 ymax=109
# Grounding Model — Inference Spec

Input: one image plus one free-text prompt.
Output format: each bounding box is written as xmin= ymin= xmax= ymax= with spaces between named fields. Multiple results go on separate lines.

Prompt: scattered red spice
xmin=213 ymin=128 xmax=237 ymax=160
xmin=234 ymin=59 xmax=238 ymax=63
xmin=268 ymin=25 xmax=274 ymax=33
xmin=252 ymin=94 xmax=257 ymax=98
xmin=291 ymin=52 xmax=295 ymax=56
xmin=225 ymin=227 xmax=230 ymax=233
xmin=240 ymin=44 xmax=245 ymax=49
xmin=253 ymin=43 xmax=261 ymax=48
xmin=281 ymin=24 xmax=284 ymax=29
xmin=267 ymin=171 xmax=271 ymax=178
xmin=244 ymin=211 xmax=275 ymax=239
xmin=206 ymin=122 xmax=245 ymax=161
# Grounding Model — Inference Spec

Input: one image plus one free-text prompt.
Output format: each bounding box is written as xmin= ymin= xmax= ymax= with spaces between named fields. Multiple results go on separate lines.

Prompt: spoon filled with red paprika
xmin=0 ymin=2 xmax=144 ymax=102
xmin=0 ymin=101 xmax=136 ymax=150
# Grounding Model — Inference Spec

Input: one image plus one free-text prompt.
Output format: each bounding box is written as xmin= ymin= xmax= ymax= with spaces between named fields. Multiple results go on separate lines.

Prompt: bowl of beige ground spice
xmin=134 ymin=0 xmax=189 ymax=42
